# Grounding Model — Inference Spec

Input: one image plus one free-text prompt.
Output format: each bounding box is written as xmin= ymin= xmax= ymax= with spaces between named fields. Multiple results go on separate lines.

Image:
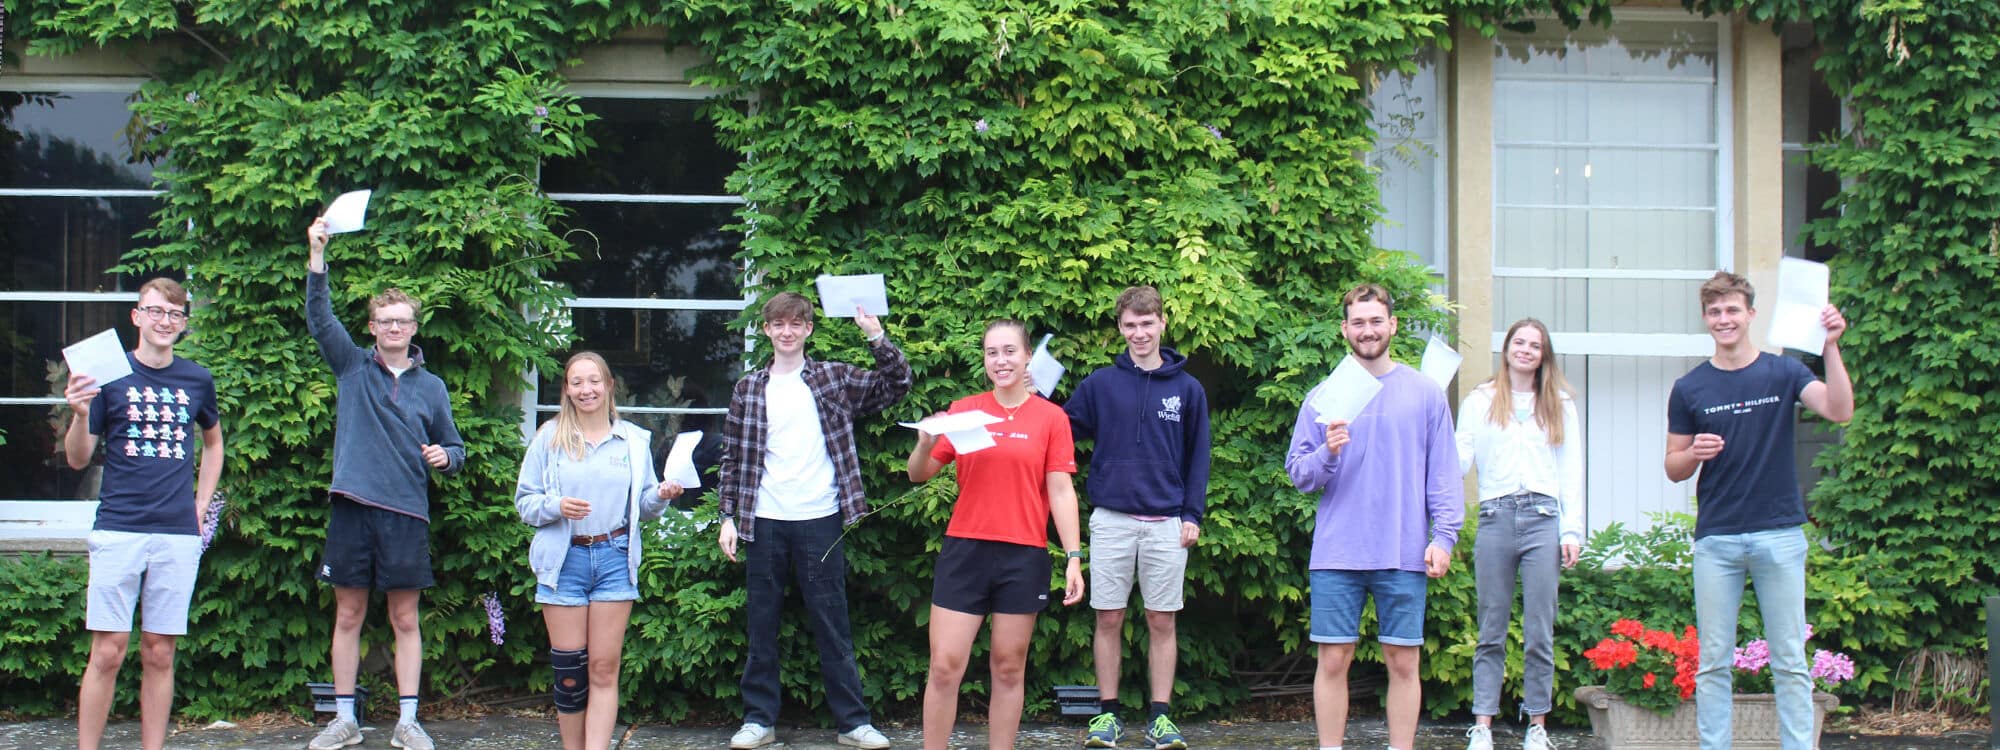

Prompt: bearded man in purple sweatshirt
xmin=1285 ymin=284 xmax=1462 ymax=750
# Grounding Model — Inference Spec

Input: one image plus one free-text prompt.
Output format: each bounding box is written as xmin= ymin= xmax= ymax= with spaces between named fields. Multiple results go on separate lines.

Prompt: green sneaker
xmin=1146 ymin=714 xmax=1187 ymax=750
xmin=1084 ymin=712 xmax=1122 ymax=748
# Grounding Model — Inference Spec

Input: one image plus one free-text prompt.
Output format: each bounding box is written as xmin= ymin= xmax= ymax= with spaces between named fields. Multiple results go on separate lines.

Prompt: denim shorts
xmin=1309 ymin=569 xmax=1429 ymax=646
xmin=535 ymin=534 xmax=638 ymax=606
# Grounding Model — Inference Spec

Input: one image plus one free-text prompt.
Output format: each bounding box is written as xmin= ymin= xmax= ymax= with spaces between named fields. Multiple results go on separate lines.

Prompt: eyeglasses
xmin=372 ymin=318 xmax=418 ymax=331
xmin=135 ymin=306 xmax=189 ymax=324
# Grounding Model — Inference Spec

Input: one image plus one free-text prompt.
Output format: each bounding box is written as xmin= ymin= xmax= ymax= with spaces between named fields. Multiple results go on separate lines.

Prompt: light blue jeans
xmin=1692 ymin=525 xmax=1811 ymax=750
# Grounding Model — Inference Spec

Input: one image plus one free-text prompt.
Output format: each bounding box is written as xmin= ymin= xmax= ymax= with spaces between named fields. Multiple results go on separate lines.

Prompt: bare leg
xmin=543 ymin=604 xmax=588 ymax=750
xmin=1313 ymin=643 xmax=1355 ymax=749
xmin=1383 ymin=644 xmax=1423 ymax=750
xmin=986 ymin=613 xmax=1038 ymax=750
xmin=1143 ymin=610 xmax=1177 ymax=704
xmin=922 ymin=606 xmax=984 ymax=750
xmin=584 ymin=601 xmax=632 ymax=750
xmin=77 ymin=630 xmax=131 ymax=750
xmin=1092 ymin=609 xmax=1125 ymax=704
xmin=331 ymin=587 xmax=370 ymax=695
xmin=136 ymin=632 xmax=178 ymax=750
xmin=384 ymin=590 xmax=423 ymax=706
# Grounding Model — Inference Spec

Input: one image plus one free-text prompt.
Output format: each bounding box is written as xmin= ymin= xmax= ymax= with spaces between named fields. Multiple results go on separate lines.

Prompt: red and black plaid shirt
xmin=717 ymin=338 xmax=912 ymax=541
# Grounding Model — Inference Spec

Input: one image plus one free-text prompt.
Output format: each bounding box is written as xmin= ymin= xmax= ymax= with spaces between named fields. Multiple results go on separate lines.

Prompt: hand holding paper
xmin=1767 ymin=257 xmax=1830 ymax=353
xmin=323 ymin=190 xmax=373 ymax=234
xmin=662 ymin=430 xmax=704 ymax=489
xmin=63 ymin=329 xmax=133 ymax=391
xmin=815 ymin=274 xmax=889 ymax=318
xmin=1309 ymin=355 xmax=1384 ymax=425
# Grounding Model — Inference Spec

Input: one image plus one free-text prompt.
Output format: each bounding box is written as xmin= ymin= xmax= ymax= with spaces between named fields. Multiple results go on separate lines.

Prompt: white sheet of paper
xmin=660 ymin=430 xmax=703 ymax=489
xmin=1767 ymin=257 xmax=1830 ymax=353
xmin=1028 ymin=334 xmax=1065 ymax=398
xmin=323 ymin=190 xmax=373 ymax=234
xmin=1419 ymin=335 xmax=1463 ymax=391
xmin=62 ymin=329 xmax=133 ymax=387
xmin=1309 ymin=355 xmax=1385 ymax=425
xmin=814 ymin=273 xmax=890 ymax=318
xmin=901 ymin=412 xmax=1003 ymax=454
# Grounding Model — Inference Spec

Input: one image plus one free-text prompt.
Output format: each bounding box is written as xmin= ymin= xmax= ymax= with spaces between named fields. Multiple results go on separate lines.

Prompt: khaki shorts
xmin=1088 ymin=507 xmax=1187 ymax=612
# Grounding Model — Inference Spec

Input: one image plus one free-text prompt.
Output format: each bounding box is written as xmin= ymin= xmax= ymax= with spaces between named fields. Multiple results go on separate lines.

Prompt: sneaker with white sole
xmin=390 ymin=721 xmax=433 ymax=750
xmin=838 ymin=723 xmax=892 ymax=749
xmin=307 ymin=718 xmax=362 ymax=750
xmin=730 ymin=722 xmax=777 ymax=749
xmin=1524 ymin=723 xmax=1555 ymax=750
xmin=1464 ymin=724 xmax=1493 ymax=750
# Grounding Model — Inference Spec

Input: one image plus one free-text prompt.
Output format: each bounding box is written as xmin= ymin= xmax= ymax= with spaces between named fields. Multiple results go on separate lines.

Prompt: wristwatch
xmin=1065 ymin=549 xmax=1086 ymax=560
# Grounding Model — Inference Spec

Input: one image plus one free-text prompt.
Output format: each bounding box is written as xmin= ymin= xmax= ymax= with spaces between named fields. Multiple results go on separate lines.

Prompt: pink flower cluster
xmin=1732 ymin=624 xmax=1853 ymax=688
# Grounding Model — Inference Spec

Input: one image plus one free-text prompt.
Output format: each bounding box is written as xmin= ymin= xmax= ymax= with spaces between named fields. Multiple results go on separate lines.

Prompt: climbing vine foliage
xmin=2 ymin=0 xmax=1994 ymax=724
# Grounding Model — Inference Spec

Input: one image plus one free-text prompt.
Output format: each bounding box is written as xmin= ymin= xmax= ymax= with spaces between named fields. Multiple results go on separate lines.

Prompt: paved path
xmin=6 ymin=716 xmax=1988 ymax=749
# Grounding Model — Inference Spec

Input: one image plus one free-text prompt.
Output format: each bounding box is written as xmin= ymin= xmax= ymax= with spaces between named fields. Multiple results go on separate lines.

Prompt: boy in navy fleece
xmin=1063 ymin=286 xmax=1211 ymax=750
xmin=304 ymin=217 xmax=466 ymax=750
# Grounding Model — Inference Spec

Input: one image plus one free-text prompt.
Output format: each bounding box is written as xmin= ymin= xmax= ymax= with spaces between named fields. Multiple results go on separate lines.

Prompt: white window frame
xmin=1367 ymin=50 xmax=1451 ymax=282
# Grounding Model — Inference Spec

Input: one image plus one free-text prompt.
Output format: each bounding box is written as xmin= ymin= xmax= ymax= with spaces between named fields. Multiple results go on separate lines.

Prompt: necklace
xmin=996 ymin=393 xmax=1029 ymax=421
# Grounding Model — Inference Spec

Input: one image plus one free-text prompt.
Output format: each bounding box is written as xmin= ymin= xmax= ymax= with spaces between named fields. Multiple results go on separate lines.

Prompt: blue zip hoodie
xmin=307 ymin=271 xmax=466 ymax=521
xmin=1062 ymin=347 xmax=1212 ymax=525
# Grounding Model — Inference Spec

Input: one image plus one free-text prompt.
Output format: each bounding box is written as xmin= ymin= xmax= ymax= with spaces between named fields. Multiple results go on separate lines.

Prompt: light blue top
xmin=1286 ymin=364 xmax=1464 ymax=573
xmin=515 ymin=420 xmax=665 ymax=590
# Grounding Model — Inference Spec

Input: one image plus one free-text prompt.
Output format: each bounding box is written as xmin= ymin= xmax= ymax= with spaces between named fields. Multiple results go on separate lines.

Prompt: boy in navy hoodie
xmin=1064 ymin=286 xmax=1211 ymax=750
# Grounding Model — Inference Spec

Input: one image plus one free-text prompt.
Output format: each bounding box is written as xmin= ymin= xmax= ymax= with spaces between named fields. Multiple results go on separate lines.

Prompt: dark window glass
xmin=0 ymin=405 xmax=96 ymax=499
xmin=1 ymin=91 xmax=156 ymax=189
xmin=547 ymin=202 xmax=742 ymax=300
xmin=541 ymin=98 xmax=736 ymax=195
xmin=0 ymin=196 xmax=167 ymax=292
xmin=0 ymin=301 xmax=144 ymax=397
xmin=538 ymin=309 xmax=740 ymax=410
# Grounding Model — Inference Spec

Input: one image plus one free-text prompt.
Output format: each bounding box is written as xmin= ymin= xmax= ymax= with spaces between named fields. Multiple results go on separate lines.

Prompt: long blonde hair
xmin=550 ymin=351 xmax=619 ymax=460
xmin=1484 ymin=318 xmax=1576 ymax=446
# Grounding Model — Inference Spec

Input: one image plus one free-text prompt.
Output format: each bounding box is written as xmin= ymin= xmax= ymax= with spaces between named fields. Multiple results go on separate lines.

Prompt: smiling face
xmin=1505 ymin=323 xmax=1547 ymax=380
xmin=368 ymin=302 xmax=418 ymax=355
xmin=1341 ymin=298 xmax=1398 ymax=362
xmin=563 ymin=357 xmax=611 ymax=417
xmin=130 ymin=288 xmax=188 ymax=351
xmin=763 ymin=316 xmax=813 ymax=358
xmin=1702 ymin=292 xmax=1755 ymax=348
xmin=982 ymin=324 xmax=1030 ymax=390
xmin=1118 ymin=310 xmax=1164 ymax=362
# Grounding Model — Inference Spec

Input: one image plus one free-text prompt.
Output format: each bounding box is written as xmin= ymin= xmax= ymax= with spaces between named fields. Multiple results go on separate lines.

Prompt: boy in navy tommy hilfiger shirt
xmin=1063 ymin=286 xmax=1210 ymax=750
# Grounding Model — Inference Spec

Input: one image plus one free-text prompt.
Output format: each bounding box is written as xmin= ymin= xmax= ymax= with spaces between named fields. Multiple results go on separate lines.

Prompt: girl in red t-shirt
xmin=907 ymin=319 xmax=1083 ymax=750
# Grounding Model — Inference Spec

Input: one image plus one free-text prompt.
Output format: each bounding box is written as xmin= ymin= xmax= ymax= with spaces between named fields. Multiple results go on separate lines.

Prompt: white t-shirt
xmin=755 ymin=369 xmax=840 ymax=520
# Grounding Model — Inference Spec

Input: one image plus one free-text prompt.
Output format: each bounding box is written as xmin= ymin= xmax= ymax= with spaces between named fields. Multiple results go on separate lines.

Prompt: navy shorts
xmin=317 ymin=494 xmax=434 ymax=591
xmin=932 ymin=536 xmax=1050 ymax=616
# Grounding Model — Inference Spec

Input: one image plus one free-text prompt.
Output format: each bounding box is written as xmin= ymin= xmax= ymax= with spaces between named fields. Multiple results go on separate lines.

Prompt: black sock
xmin=1101 ymin=699 xmax=1119 ymax=716
xmin=1150 ymin=701 xmax=1170 ymax=721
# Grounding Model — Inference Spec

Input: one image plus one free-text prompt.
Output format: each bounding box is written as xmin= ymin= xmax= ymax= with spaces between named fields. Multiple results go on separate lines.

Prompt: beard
xmin=1348 ymin=335 xmax=1389 ymax=361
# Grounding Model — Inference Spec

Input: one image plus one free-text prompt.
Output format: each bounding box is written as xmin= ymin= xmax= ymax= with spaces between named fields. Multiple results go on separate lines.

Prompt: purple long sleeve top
xmin=1286 ymin=364 xmax=1464 ymax=573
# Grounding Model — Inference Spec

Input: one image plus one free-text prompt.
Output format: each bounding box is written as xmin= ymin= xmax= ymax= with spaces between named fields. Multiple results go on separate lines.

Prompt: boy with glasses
xmin=304 ymin=217 xmax=466 ymax=750
xmin=64 ymin=277 xmax=225 ymax=750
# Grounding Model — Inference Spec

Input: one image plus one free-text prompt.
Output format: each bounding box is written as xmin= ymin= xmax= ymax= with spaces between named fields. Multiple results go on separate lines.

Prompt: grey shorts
xmin=86 ymin=530 xmax=201 ymax=635
xmin=1088 ymin=507 xmax=1188 ymax=612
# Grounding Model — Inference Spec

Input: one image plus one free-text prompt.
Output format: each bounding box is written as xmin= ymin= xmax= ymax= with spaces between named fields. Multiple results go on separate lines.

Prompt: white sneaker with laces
xmin=1524 ymin=723 xmax=1555 ymax=750
xmin=1464 ymin=723 xmax=1494 ymax=750
xmin=307 ymin=718 xmax=363 ymax=750
xmin=730 ymin=722 xmax=777 ymax=749
xmin=391 ymin=721 xmax=434 ymax=750
xmin=838 ymin=723 xmax=892 ymax=749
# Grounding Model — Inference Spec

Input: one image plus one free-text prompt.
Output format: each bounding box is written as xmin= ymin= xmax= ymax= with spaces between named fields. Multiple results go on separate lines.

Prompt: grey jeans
xmin=1471 ymin=492 xmax=1561 ymax=717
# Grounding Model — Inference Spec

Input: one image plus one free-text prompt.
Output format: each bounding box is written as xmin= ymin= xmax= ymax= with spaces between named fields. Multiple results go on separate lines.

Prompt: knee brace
xmin=551 ymin=648 xmax=588 ymax=714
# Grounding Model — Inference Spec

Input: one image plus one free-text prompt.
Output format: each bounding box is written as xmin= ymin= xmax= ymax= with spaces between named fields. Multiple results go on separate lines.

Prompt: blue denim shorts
xmin=1309 ymin=569 xmax=1428 ymax=646
xmin=535 ymin=535 xmax=638 ymax=606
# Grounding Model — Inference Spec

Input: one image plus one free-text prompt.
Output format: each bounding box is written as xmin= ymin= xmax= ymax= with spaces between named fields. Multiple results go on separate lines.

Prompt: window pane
xmin=1368 ymin=52 xmax=1444 ymax=274
xmin=541 ymin=98 xmax=737 ymax=195
xmin=0 ymin=301 xmax=142 ymax=397
xmin=1495 ymin=21 xmax=1717 ymax=80
xmin=538 ymin=308 xmax=740 ymax=410
xmin=1495 ymin=277 xmax=1705 ymax=335
xmin=0 ymin=196 xmax=166 ymax=292
xmin=1 ymin=91 xmax=155 ymax=189
xmin=0 ymin=405 xmax=95 ymax=499
xmin=549 ymin=202 xmax=743 ymax=300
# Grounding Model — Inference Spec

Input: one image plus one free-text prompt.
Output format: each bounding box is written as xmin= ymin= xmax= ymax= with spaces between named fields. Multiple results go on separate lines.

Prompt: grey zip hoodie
xmin=307 ymin=271 xmax=466 ymax=521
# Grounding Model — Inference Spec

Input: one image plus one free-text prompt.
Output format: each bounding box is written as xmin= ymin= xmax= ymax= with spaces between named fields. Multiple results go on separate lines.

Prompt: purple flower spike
xmin=1206 ymin=123 xmax=1223 ymax=140
xmin=534 ymin=105 xmax=549 ymax=119
xmin=198 ymin=498 xmax=226 ymax=552
xmin=483 ymin=592 xmax=506 ymax=645
xmin=974 ymin=118 xmax=989 ymax=133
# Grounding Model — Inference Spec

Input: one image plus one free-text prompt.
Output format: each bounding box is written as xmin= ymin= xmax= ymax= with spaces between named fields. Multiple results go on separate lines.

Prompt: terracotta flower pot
xmin=1573 ymin=685 xmax=1838 ymax=749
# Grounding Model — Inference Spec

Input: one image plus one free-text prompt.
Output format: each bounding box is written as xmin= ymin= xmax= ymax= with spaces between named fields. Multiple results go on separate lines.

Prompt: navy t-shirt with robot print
xmin=87 ymin=353 xmax=220 ymax=535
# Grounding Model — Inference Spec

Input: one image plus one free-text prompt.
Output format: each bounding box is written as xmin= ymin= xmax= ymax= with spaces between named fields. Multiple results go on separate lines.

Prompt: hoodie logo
xmin=1158 ymin=396 xmax=1183 ymax=423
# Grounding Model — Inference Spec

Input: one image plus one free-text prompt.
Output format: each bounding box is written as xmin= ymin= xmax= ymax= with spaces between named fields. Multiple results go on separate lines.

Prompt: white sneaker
xmin=1464 ymin=724 xmax=1493 ymax=750
xmin=307 ymin=718 xmax=363 ymax=750
xmin=1524 ymin=724 xmax=1555 ymax=750
xmin=838 ymin=724 xmax=892 ymax=749
xmin=391 ymin=721 xmax=434 ymax=750
xmin=730 ymin=723 xmax=777 ymax=749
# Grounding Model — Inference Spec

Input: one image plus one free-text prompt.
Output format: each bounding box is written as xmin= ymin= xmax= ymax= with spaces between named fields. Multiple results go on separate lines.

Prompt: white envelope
xmin=1028 ymin=334 xmax=1065 ymax=398
xmin=660 ymin=430 xmax=703 ymax=489
xmin=1309 ymin=355 xmax=1384 ymax=425
xmin=62 ymin=329 xmax=133 ymax=387
xmin=814 ymin=273 xmax=890 ymax=318
xmin=901 ymin=411 xmax=1003 ymax=454
xmin=1419 ymin=335 xmax=1463 ymax=391
xmin=1767 ymin=257 xmax=1830 ymax=354
xmin=324 ymin=189 xmax=373 ymax=234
